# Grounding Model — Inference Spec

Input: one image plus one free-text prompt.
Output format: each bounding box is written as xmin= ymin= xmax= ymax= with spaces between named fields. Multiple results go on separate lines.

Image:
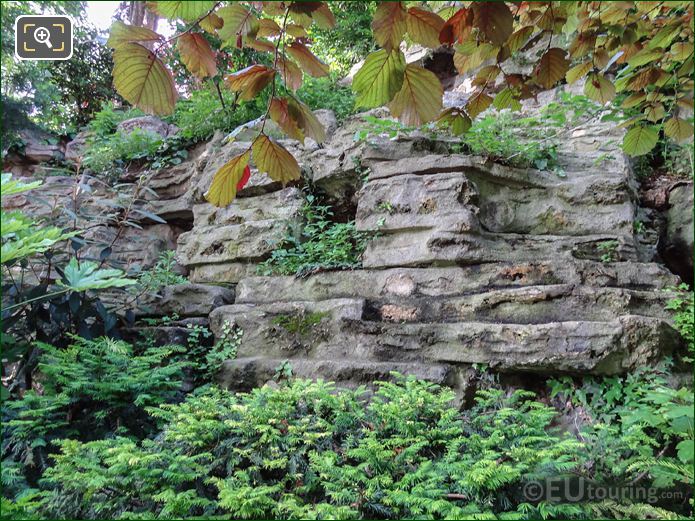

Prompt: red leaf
xmin=236 ymin=165 xmax=251 ymax=191
xmin=439 ymin=7 xmax=473 ymax=45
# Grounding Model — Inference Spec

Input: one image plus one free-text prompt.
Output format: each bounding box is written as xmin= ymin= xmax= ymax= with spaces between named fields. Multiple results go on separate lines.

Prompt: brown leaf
xmin=257 ymin=18 xmax=281 ymax=38
xmin=269 ymin=97 xmax=305 ymax=142
xmin=472 ymin=2 xmax=513 ymax=46
xmin=312 ymin=3 xmax=336 ymax=29
xmin=372 ymin=1 xmax=407 ymax=50
xmin=466 ymin=90 xmax=493 ymax=119
xmin=245 ymin=38 xmax=275 ymax=53
xmin=388 ymin=64 xmax=443 ymax=126
xmin=177 ymin=33 xmax=217 ymax=78
xmin=534 ymin=48 xmax=569 ymax=88
xmin=288 ymin=98 xmax=326 ymax=143
xmin=252 ymin=134 xmax=301 ymax=184
xmin=225 ymin=64 xmax=275 ymax=100
xmin=286 ymin=42 xmax=329 ymax=77
xmin=277 ymin=56 xmax=303 ymax=91
xmin=406 ymin=7 xmax=445 ymax=48
xmin=439 ymin=7 xmax=472 ymax=45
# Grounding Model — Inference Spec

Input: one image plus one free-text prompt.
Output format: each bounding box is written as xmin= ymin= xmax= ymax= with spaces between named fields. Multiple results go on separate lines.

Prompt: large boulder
xmin=116 ymin=116 xmax=179 ymax=138
xmin=663 ymin=182 xmax=694 ymax=285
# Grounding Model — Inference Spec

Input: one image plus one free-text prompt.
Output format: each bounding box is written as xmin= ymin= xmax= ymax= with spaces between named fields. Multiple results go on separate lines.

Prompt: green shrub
xmin=86 ymin=102 xmax=144 ymax=139
xmin=138 ymin=250 xmax=187 ymax=293
xmin=82 ymin=128 xmax=164 ymax=175
xmin=297 ymin=76 xmax=356 ymax=122
xmin=172 ymin=88 xmax=266 ymax=142
xmin=666 ymin=283 xmax=694 ymax=357
xmin=32 ymin=377 xmax=589 ymax=520
xmin=258 ymin=194 xmax=373 ymax=277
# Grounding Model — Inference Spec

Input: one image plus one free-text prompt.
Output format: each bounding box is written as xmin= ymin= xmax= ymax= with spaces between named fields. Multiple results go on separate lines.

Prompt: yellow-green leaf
xmin=113 ymin=43 xmax=177 ymax=116
xmin=312 ymin=3 xmax=336 ymax=30
xmin=388 ymin=64 xmax=443 ymax=126
xmin=627 ymin=48 xmax=662 ymax=68
xmin=286 ymin=42 xmax=329 ymax=77
xmin=107 ymin=21 xmax=162 ymax=49
xmin=150 ymin=1 xmax=214 ymax=20
xmin=372 ymin=1 xmax=407 ymax=51
xmin=252 ymin=134 xmax=301 ymax=184
xmin=177 ymin=33 xmax=217 ymax=78
xmin=206 ymin=151 xmax=250 ymax=207
xmin=584 ymin=73 xmax=616 ymax=104
xmin=353 ymin=49 xmax=406 ymax=108
xmin=621 ymin=92 xmax=647 ymax=108
xmin=493 ymin=88 xmax=521 ymax=111
xmin=218 ymin=4 xmax=257 ymax=44
xmin=199 ymin=13 xmax=223 ymax=34
xmin=534 ymin=48 xmax=569 ymax=89
xmin=466 ymin=91 xmax=493 ymax=119
xmin=225 ymin=64 xmax=275 ymax=101
xmin=257 ymin=18 xmax=281 ymax=38
xmin=670 ymin=41 xmax=694 ymax=62
xmin=406 ymin=7 xmax=445 ymax=48
xmin=622 ymin=125 xmax=659 ymax=156
xmin=437 ymin=108 xmax=472 ymax=135
xmin=644 ymin=103 xmax=665 ymax=122
xmin=664 ymin=117 xmax=694 ymax=143
xmin=566 ymin=61 xmax=592 ymax=84
xmin=508 ymin=26 xmax=534 ymax=53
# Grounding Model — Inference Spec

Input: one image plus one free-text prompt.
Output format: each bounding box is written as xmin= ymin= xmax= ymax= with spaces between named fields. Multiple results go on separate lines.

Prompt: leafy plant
xmin=665 ymin=284 xmax=694 ymax=357
xmin=297 ymin=76 xmax=356 ymax=122
xmin=597 ymin=240 xmax=619 ymax=263
xmin=258 ymin=194 xmax=374 ymax=277
xmin=86 ymin=102 xmax=144 ymax=139
xmin=138 ymin=250 xmax=187 ymax=294
xmin=82 ymin=128 xmax=164 ymax=177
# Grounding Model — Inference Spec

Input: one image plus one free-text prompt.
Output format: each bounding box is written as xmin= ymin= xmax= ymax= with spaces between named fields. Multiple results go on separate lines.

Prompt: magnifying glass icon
xmin=34 ymin=27 xmax=53 ymax=48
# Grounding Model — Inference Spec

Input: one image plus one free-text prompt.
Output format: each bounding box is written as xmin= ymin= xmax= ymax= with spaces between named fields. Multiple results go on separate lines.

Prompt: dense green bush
xmin=82 ymin=128 xmax=164 ymax=175
xmin=297 ymin=76 xmax=357 ymax=122
xmin=259 ymin=194 xmax=373 ymax=277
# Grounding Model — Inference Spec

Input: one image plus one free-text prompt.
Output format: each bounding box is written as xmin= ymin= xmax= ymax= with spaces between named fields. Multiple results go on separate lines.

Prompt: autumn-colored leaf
xmin=199 ymin=13 xmax=223 ymax=34
xmin=388 ymin=64 xmax=443 ymax=126
xmin=372 ymin=1 xmax=407 ymax=51
xmin=252 ymin=134 xmax=301 ymax=184
xmin=217 ymin=4 xmax=257 ymax=44
xmin=262 ymin=1 xmax=286 ymax=16
xmin=257 ymin=18 xmax=281 ymax=38
xmin=627 ymin=48 xmax=663 ymax=68
xmin=206 ymin=151 xmax=251 ymax=207
xmin=664 ymin=117 xmax=694 ymax=143
xmin=566 ymin=61 xmax=593 ymax=84
xmin=225 ymin=65 xmax=275 ymax=101
xmin=493 ymin=88 xmax=521 ymax=111
xmin=569 ymin=33 xmax=596 ymax=58
xmin=625 ymin=67 xmax=662 ymax=91
xmin=622 ymin=125 xmax=659 ymax=156
xmin=584 ymin=73 xmax=616 ymax=104
xmin=277 ymin=56 xmax=303 ymax=91
xmin=437 ymin=107 xmax=472 ymax=135
xmin=286 ymin=42 xmax=329 ymax=77
xmin=453 ymin=43 xmax=496 ymax=75
xmin=245 ymin=38 xmax=275 ymax=53
xmin=670 ymin=42 xmax=694 ymax=62
xmin=286 ymin=24 xmax=308 ymax=38
xmin=472 ymin=2 xmax=513 ymax=46
xmin=507 ymin=26 xmax=534 ymax=53
xmin=150 ymin=1 xmax=215 ymax=20
xmin=269 ymin=97 xmax=305 ymax=142
xmin=534 ymin=48 xmax=569 ymax=88
xmin=439 ymin=7 xmax=472 ymax=45
xmin=466 ymin=91 xmax=493 ymax=119
xmin=312 ymin=3 xmax=336 ymax=29
xmin=177 ymin=33 xmax=217 ymax=78
xmin=644 ymin=103 xmax=665 ymax=122
xmin=473 ymin=65 xmax=501 ymax=86
xmin=288 ymin=98 xmax=326 ymax=143
xmin=406 ymin=7 xmax=445 ymax=48
xmin=353 ymin=49 xmax=406 ymax=109
xmin=288 ymin=1 xmax=321 ymax=14
xmin=113 ymin=42 xmax=177 ymax=116
xmin=621 ymin=92 xmax=647 ymax=108
xmin=107 ymin=21 xmax=162 ymax=48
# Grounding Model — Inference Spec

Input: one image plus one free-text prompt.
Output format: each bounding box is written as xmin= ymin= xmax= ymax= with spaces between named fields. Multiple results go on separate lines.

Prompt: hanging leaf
xmin=644 ymin=103 xmax=665 ymax=122
xmin=286 ymin=42 xmax=329 ymax=77
xmin=217 ymin=4 xmax=257 ymax=44
xmin=252 ymin=135 xmax=301 ymax=184
xmin=622 ymin=125 xmax=659 ymax=156
xmin=286 ymin=24 xmax=308 ymax=38
xmin=288 ymin=2 xmax=321 ymax=14
xmin=288 ymin=98 xmax=326 ymax=143
xmin=257 ymin=18 xmax=281 ymax=38
xmin=507 ymin=26 xmax=534 ymax=53
xmin=107 ymin=21 xmax=162 ymax=48
xmin=150 ymin=1 xmax=215 ymax=20
xmin=584 ymin=72 xmax=616 ymax=104
xmin=312 ymin=3 xmax=336 ymax=29
xmin=493 ymin=88 xmax=521 ymax=111
xmin=670 ymin=41 xmax=694 ymax=61
xmin=199 ymin=13 xmax=223 ymax=34
xmin=245 ymin=38 xmax=276 ymax=53
xmin=277 ymin=56 xmax=303 ymax=91
xmin=372 ymin=1 xmax=407 ymax=50
xmin=353 ymin=49 xmax=406 ymax=108
xmin=664 ymin=117 xmax=694 ymax=143
xmin=225 ymin=65 xmax=275 ymax=101
xmin=627 ymin=48 xmax=663 ymax=68
xmin=437 ymin=107 xmax=472 ymax=135
xmin=439 ymin=7 xmax=472 ymax=45
xmin=113 ymin=43 xmax=177 ymax=115
xmin=466 ymin=91 xmax=493 ymax=119
xmin=177 ymin=33 xmax=217 ymax=78
xmin=621 ymin=92 xmax=647 ymax=108
xmin=534 ymin=48 xmax=570 ymax=88
xmin=406 ymin=7 xmax=445 ymax=48
xmin=269 ymin=97 xmax=305 ymax=143
xmin=471 ymin=2 xmax=513 ymax=46
xmin=473 ymin=65 xmax=501 ymax=86
xmin=566 ymin=61 xmax=593 ymax=84
xmin=388 ymin=64 xmax=443 ymax=126
xmin=206 ymin=151 xmax=251 ymax=207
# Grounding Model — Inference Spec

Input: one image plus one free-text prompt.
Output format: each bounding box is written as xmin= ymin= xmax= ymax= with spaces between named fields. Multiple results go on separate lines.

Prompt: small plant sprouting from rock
xmin=597 ymin=240 xmax=620 ymax=263
xmin=665 ymin=284 xmax=694 ymax=358
xmin=258 ymin=195 xmax=374 ymax=277
xmin=272 ymin=310 xmax=329 ymax=351
xmin=138 ymin=251 xmax=187 ymax=293
xmin=273 ymin=360 xmax=294 ymax=382
xmin=186 ymin=320 xmax=242 ymax=378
